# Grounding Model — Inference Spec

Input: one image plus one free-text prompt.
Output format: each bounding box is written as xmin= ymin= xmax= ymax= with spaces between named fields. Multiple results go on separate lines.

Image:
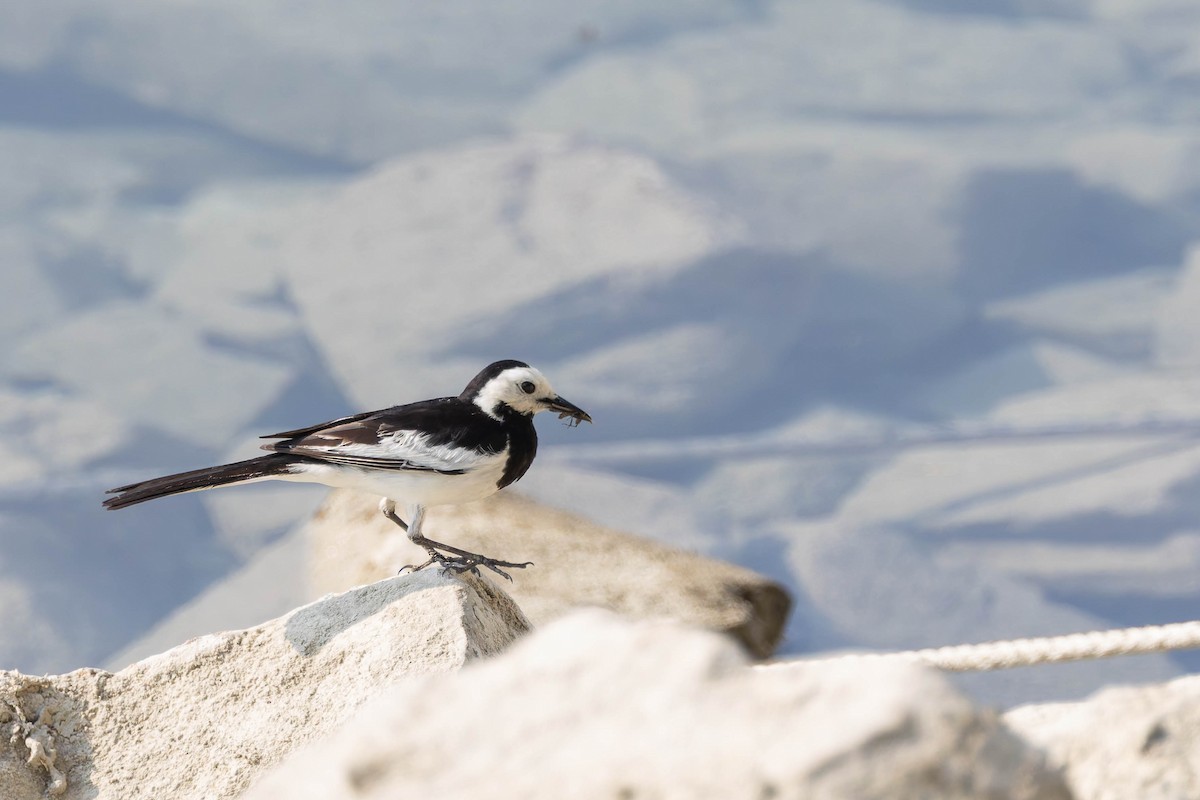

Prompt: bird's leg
xmin=381 ymin=499 xmax=532 ymax=581
xmin=379 ymin=497 xmax=408 ymax=530
xmin=382 ymin=499 xmax=448 ymax=569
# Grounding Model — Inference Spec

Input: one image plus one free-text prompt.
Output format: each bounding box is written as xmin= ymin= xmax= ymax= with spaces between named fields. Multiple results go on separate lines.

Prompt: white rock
xmin=985 ymin=268 xmax=1175 ymax=358
xmin=98 ymin=463 xmax=733 ymax=674
xmin=773 ymin=404 xmax=898 ymax=443
xmin=700 ymin=147 xmax=963 ymax=278
xmin=269 ymin=136 xmax=736 ymax=406
xmin=245 ymin=610 xmax=1069 ymax=800
xmin=0 ymin=388 xmax=132 ymax=485
xmin=148 ymin=182 xmax=332 ymax=343
xmin=3 ymin=304 xmax=293 ymax=447
xmin=0 ymin=233 xmax=63 ymax=347
xmin=694 ymin=455 xmax=876 ymax=523
xmin=1006 ymin=674 xmax=1200 ymax=800
xmin=306 ymin=489 xmax=790 ymax=659
xmin=0 ymin=1 xmax=745 ymax=160
xmin=0 ymin=571 xmax=529 ymax=800
xmin=203 ymin=480 xmax=326 ymax=558
xmin=917 ymin=341 xmax=1125 ymax=417
xmin=517 ymin=251 xmax=963 ymax=429
xmin=833 ymin=436 xmax=1181 ymax=529
xmin=0 ymin=128 xmax=141 ymax=222
xmin=685 ymin=406 xmax=896 ymax=523
xmin=553 ymin=322 xmax=744 ymax=415
xmin=911 ymin=440 xmax=1200 ymax=530
xmin=517 ymin=0 xmax=1129 ymax=152
xmin=516 ymin=462 xmax=719 ymax=552
xmin=1156 ymin=243 xmax=1200 ymax=368
xmin=1067 ymin=129 xmax=1200 ymax=206
xmin=989 ymin=371 xmax=1200 ymax=429
xmin=939 ymin=531 xmax=1200 ymax=599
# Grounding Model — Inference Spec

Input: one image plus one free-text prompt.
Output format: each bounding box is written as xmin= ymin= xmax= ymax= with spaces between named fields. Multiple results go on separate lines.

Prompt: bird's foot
xmin=398 ymin=549 xmax=454 ymax=575
xmin=400 ymin=548 xmax=533 ymax=582
xmin=443 ymin=553 xmax=534 ymax=582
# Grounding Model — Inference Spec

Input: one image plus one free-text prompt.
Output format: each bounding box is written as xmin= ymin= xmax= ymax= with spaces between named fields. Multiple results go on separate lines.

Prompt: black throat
xmin=494 ymin=403 xmax=538 ymax=489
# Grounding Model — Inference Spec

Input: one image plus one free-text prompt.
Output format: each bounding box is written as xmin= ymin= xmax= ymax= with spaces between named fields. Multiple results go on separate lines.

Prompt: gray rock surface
xmin=0 ymin=571 xmax=529 ymax=800
xmin=1006 ymin=674 xmax=1200 ymax=800
xmin=245 ymin=609 xmax=1070 ymax=800
xmin=307 ymin=488 xmax=791 ymax=658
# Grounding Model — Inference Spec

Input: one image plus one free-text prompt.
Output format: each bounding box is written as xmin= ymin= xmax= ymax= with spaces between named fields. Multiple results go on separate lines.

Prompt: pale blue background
xmin=3 ymin=0 xmax=1199 ymax=704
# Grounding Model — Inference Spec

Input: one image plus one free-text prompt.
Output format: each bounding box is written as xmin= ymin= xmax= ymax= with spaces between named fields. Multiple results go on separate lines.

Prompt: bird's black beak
xmin=544 ymin=395 xmax=592 ymax=426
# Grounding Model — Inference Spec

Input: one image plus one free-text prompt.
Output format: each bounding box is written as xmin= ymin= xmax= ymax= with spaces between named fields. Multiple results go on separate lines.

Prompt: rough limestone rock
xmin=308 ymin=488 xmax=791 ymax=658
xmin=1006 ymin=674 xmax=1200 ymax=800
xmin=0 ymin=571 xmax=529 ymax=800
xmin=245 ymin=610 xmax=1069 ymax=800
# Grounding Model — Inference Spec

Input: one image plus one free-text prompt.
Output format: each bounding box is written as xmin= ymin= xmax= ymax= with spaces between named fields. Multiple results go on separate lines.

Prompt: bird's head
xmin=461 ymin=360 xmax=592 ymax=425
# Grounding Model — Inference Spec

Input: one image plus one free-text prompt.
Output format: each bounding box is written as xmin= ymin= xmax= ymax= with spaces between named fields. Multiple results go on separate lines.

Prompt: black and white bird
xmin=104 ymin=360 xmax=591 ymax=578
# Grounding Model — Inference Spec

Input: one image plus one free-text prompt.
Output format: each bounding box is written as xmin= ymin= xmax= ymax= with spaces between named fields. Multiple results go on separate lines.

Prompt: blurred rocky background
xmin=3 ymin=0 xmax=1200 ymax=708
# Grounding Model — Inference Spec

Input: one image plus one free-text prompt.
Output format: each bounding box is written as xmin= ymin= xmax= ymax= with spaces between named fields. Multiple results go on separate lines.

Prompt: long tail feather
xmin=103 ymin=454 xmax=304 ymax=510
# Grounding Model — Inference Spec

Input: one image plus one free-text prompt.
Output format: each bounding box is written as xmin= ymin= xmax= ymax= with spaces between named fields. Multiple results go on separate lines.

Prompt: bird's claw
xmin=398 ymin=551 xmax=452 ymax=575
xmin=447 ymin=556 xmax=534 ymax=582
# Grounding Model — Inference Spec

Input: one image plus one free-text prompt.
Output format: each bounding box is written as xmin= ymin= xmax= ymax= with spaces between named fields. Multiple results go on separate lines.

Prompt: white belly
xmin=282 ymin=454 xmax=509 ymax=507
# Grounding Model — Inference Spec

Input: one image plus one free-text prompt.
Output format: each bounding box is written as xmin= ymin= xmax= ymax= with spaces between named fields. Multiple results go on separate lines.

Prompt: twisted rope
xmin=783 ymin=620 xmax=1200 ymax=672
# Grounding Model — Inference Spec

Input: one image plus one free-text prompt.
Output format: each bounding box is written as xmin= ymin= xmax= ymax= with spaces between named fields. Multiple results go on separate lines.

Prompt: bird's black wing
xmin=260 ymin=409 xmax=382 ymax=440
xmin=260 ymin=399 xmax=507 ymax=474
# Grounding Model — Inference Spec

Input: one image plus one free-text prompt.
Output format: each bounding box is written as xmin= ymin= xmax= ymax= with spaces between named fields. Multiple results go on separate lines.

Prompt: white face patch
xmin=472 ymin=366 xmax=556 ymax=419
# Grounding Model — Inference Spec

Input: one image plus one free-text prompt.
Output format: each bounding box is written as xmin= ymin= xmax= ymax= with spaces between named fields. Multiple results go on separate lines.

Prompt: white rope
xmin=780 ymin=620 xmax=1200 ymax=673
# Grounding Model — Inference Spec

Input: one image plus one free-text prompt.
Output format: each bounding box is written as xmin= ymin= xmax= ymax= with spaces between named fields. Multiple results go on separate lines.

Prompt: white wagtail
xmin=104 ymin=360 xmax=592 ymax=578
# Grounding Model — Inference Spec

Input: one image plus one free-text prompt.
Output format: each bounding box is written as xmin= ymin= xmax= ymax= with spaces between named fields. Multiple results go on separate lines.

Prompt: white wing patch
xmin=286 ymin=429 xmax=500 ymax=474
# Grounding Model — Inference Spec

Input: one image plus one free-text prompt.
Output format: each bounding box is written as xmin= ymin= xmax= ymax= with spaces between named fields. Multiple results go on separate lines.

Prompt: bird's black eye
xmin=520 ymin=380 xmax=536 ymax=395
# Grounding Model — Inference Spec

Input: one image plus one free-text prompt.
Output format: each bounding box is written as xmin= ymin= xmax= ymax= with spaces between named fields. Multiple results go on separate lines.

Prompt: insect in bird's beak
xmin=544 ymin=396 xmax=592 ymax=427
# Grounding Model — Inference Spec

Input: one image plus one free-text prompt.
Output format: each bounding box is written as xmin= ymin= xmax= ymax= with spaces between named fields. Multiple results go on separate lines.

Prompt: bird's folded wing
xmin=259 ymin=409 xmax=379 ymax=440
xmin=260 ymin=403 xmax=502 ymax=475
